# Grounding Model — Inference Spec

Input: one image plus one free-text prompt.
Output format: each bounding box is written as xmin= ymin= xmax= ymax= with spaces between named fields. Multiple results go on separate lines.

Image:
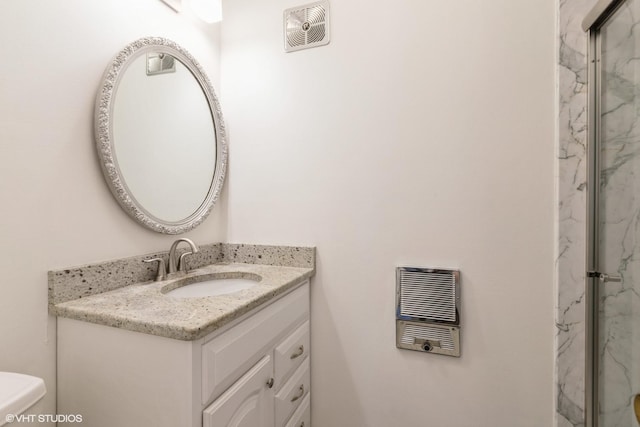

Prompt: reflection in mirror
xmin=95 ymin=37 xmax=227 ymax=234
xmin=146 ymin=53 xmax=176 ymax=75
xmin=113 ymin=53 xmax=216 ymax=222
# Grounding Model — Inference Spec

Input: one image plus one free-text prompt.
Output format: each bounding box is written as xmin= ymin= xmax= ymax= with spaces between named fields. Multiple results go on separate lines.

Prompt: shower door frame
xmin=584 ymin=0 xmax=630 ymax=425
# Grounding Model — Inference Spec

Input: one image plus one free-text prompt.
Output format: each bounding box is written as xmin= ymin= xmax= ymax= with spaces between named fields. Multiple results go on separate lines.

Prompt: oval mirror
xmin=95 ymin=37 xmax=227 ymax=234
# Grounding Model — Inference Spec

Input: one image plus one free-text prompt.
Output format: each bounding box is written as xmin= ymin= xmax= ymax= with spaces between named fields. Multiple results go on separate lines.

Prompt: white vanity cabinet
xmin=57 ymin=282 xmax=310 ymax=427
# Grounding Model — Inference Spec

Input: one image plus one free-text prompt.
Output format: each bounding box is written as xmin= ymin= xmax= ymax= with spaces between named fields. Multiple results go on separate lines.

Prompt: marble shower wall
xmin=598 ymin=0 xmax=640 ymax=425
xmin=558 ymin=0 xmax=640 ymax=426
xmin=557 ymin=0 xmax=597 ymax=426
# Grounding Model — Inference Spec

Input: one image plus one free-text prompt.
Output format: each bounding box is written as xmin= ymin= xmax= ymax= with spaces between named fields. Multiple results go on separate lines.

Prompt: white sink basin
xmin=0 ymin=372 xmax=46 ymax=426
xmin=164 ymin=276 xmax=261 ymax=298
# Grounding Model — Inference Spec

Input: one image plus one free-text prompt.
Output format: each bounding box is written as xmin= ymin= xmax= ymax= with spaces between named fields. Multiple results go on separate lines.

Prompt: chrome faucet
xmin=168 ymin=238 xmax=200 ymax=275
xmin=143 ymin=238 xmax=200 ymax=281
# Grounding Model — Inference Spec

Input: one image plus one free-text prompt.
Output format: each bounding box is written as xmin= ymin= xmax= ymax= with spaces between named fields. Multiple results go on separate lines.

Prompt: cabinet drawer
xmin=284 ymin=393 xmax=310 ymax=427
xmin=202 ymin=283 xmax=309 ymax=404
xmin=274 ymin=320 xmax=309 ymax=389
xmin=275 ymin=358 xmax=310 ymax=427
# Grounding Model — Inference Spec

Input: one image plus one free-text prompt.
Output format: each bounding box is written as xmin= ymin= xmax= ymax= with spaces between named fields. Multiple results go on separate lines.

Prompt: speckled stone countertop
xmin=49 ymin=244 xmax=315 ymax=341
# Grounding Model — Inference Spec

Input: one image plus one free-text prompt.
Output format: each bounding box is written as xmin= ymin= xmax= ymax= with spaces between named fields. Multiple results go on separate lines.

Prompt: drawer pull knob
xmin=290 ymin=345 xmax=304 ymax=359
xmin=291 ymin=385 xmax=305 ymax=402
xmin=266 ymin=378 xmax=274 ymax=389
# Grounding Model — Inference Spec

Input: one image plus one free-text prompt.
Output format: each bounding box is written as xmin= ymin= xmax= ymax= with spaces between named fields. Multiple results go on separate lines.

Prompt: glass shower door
xmin=594 ymin=0 xmax=640 ymax=425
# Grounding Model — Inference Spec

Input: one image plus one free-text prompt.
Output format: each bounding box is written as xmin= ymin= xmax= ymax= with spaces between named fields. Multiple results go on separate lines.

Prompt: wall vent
xmin=146 ymin=53 xmax=176 ymax=76
xmin=396 ymin=267 xmax=461 ymax=357
xmin=284 ymin=1 xmax=330 ymax=53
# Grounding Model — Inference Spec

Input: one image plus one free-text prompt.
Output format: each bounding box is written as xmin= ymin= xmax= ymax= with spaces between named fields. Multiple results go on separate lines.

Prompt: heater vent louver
xmin=399 ymin=270 xmax=458 ymax=323
xmin=284 ymin=1 xmax=330 ymax=52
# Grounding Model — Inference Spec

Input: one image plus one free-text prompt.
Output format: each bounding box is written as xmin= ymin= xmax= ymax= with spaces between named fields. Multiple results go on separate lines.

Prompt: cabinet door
xmin=203 ymin=356 xmax=274 ymax=427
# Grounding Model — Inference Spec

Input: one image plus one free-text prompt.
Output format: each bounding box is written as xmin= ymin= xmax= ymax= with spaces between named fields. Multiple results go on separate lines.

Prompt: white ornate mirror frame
xmin=95 ymin=37 xmax=227 ymax=234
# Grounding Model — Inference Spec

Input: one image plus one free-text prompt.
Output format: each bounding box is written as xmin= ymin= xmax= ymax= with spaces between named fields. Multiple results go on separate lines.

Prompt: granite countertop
xmin=52 ymin=262 xmax=313 ymax=341
xmin=49 ymin=243 xmax=315 ymax=341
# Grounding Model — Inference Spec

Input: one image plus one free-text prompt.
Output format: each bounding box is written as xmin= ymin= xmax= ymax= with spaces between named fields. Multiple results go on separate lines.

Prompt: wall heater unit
xmin=396 ymin=267 xmax=461 ymax=357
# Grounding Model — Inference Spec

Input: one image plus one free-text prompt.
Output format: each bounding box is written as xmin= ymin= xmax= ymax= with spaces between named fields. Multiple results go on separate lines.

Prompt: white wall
xmin=221 ymin=0 xmax=556 ymax=425
xmin=0 ymin=0 xmax=226 ymax=421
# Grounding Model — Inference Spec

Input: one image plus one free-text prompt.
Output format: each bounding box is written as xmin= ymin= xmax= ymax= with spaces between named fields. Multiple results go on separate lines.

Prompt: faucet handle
xmin=178 ymin=251 xmax=194 ymax=273
xmin=143 ymin=258 xmax=166 ymax=282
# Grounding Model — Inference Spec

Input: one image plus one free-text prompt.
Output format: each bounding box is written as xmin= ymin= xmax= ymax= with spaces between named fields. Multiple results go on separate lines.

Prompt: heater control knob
xmin=422 ymin=342 xmax=433 ymax=352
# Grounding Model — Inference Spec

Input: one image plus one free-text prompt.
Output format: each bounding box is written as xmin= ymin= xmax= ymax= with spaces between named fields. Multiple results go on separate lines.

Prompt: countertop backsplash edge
xmin=48 ymin=242 xmax=315 ymax=310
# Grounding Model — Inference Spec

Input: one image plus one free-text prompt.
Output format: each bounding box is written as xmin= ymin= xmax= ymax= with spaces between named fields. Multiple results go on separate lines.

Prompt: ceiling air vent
xmin=284 ymin=1 xmax=330 ymax=53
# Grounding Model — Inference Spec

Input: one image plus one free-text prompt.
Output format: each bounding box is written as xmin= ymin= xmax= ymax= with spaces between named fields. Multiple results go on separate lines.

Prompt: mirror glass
xmin=95 ymin=37 xmax=227 ymax=234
